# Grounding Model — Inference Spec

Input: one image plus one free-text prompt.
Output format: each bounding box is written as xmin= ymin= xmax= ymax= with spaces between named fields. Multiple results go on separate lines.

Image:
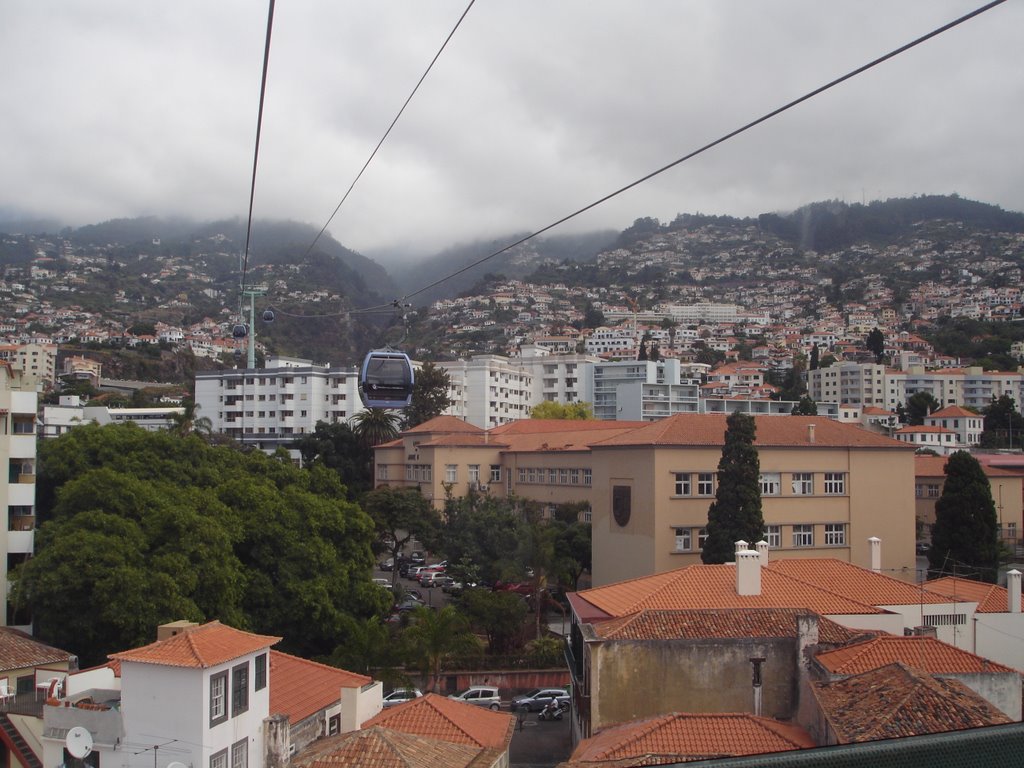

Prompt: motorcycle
xmin=538 ymin=699 xmax=563 ymax=721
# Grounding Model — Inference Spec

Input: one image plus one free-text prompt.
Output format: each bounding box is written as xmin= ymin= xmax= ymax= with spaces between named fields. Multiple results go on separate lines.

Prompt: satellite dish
xmin=167 ymin=762 xmax=188 ymax=768
xmin=65 ymin=727 xmax=93 ymax=759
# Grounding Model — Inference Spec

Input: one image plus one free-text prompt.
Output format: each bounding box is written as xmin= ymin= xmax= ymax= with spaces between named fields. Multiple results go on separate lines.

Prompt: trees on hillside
xmin=928 ymin=451 xmax=1000 ymax=583
xmin=15 ymin=423 xmax=387 ymax=665
xmin=702 ymin=412 xmax=764 ymax=564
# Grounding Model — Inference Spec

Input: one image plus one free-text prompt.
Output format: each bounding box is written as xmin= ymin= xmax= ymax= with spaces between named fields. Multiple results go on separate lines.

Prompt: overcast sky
xmin=2 ymin=1 xmax=1021 ymax=259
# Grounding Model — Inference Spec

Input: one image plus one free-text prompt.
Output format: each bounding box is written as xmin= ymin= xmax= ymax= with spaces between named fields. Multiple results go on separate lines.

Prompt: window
xmin=211 ymin=750 xmax=228 ymax=768
xmin=468 ymin=465 xmax=480 ymax=483
xmin=824 ymin=473 xmax=846 ymax=495
xmin=231 ymin=740 xmax=247 ymax=768
xmin=445 ymin=464 xmax=457 ymax=483
xmin=583 ymin=469 xmax=592 ymax=486
xmin=674 ymin=527 xmax=691 ymax=552
xmin=612 ymin=486 xmax=632 ymax=527
xmin=927 ymin=484 xmax=940 ymax=498
xmin=764 ymin=525 xmax=781 ymax=548
xmin=490 ymin=465 xmax=502 ymax=483
xmin=697 ymin=527 xmax=709 ymax=550
xmin=1007 ymin=522 xmax=1017 ymax=541
xmin=231 ymin=662 xmax=249 ymax=716
xmin=210 ymin=672 xmax=227 ymax=726
xmin=793 ymin=525 xmax=814 ymax=547
xmin=759 ymin=473 xmax=781 ymax=496
xmin=791 ymin=473 xmax=813 ymax=495
xmin=824 ymin=524 xmax=846 ymax=545
xmin=673 ymin=473 xmax=692 ymax=496
xmin=915 ymin=483 xmax=924 ymax=498
xmin=254 ymin=653 xmax=267 ymax=691
xmin=697 ymin=473 xmax=714 ymax=496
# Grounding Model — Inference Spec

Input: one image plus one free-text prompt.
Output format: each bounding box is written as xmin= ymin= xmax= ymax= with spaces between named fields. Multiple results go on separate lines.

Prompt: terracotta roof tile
xmin=403 ymin=416 xmax=483 ymax=435
xmin=0 ymin=627 xmax=75 ymax=671
xmin=811 ymin=662 xmax=1012 ymax=743
xmin=816 ymin=636 xmax=1016 ymax=675
xmin=575 ymin=563 xmax=888 ymax=618
xmin=929 ymin=406 xmax=977 ymax=418
xmin=763 ymin=559 xmax=951 ymax=608
xmin=109 ymin=621 xmax=280 ymax=668
xmin=269 ymin=650 xmax=371 ymax=724
xmin=563 ymin=712 xmax=815 ymax=767
xmin=592 ymin=608 xmax=865 ymax=646
xmin=924 ymin=576 xmax=1024 ymax=613
xmin=588 ymin=414 xmax=911 ymax=450
xmin=291 ymin=726 xmax=489 ymax=768
xmin=363 ymin=693 xmax=515 ymax=749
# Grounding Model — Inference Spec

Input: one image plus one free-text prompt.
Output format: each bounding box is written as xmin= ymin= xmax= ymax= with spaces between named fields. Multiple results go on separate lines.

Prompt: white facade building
xmin=439 ymin=355 xmax=533 ymax=428
xmin=583 ymin=359 xmax=701 ymax=421
xmin=0 ymin=362 xmax=36 ymax=631
xmin=195 ymin=356 xmax=364 ymax=451
xmin=516 ymin=344 xmax=600 ymax=406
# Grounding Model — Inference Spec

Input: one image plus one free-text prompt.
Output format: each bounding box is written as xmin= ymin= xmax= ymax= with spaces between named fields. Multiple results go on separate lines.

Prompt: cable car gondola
xmin=359 ymin=348 xmax=415 ymax=409
xmin=232 ymin=323 xmax=249 ymax=339
xmin=262 ymin=309 xmax=275 ymax=323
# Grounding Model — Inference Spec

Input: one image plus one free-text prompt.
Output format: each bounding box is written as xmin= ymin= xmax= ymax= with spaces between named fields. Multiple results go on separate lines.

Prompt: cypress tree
xmin=702 ymin=412 xmax=764 ymax=564
xmin=927 ymin=451 xmax=1000 ymax=583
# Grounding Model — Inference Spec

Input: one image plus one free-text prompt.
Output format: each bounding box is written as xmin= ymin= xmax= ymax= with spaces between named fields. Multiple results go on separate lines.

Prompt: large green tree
xmin=294 ymin=421 xmax=371 ymax=497
xmin=530 ymin=401 xmax=594 ymax=419
xmin=927 ymin=451 xmax=1000 ymax=583
xmin=402 ymin=605 xmax=481 ymax=692
xmin=702 ymin=412 xmax=764 ymax=564
xmin=906 ymin=391 xmax=941 ymax=425
xmin=980 ymin=394 xmax=1024 ymax=449
xmin=14 ymin=423 xmax=387 ymax=665
xmin=866 ymin=328 xmax=886 ymax=362
xmin=403 ymin=361 xmax=452 ymax=429
xmin=361 ymin=486 xmax=440 ymax=587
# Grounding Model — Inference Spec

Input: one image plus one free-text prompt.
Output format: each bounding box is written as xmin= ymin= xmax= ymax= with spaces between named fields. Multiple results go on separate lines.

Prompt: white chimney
xmin=1008 ymin=570 xmax=1022 ymax=614
xmin=807 ymin=424 xmax=816 ymax=443
xmin=735 ymin=540 xmax=749 ymax=556
xmin=736 ymin=549 xmax=762 ymax=596
xmin=755 ymin=539 xmax=769 ymax=564
xmin=869 ymin=537 xmax=881 ymax=572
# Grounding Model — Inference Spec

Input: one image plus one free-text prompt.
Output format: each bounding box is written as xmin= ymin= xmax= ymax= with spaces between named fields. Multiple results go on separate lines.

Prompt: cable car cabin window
xmin=360 ymin=351 xmax=415 ymax=409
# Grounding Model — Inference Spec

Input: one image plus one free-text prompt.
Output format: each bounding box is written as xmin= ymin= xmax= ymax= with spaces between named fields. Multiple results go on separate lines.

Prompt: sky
xmin=3 ymin=1 xmax=1022 ymax=261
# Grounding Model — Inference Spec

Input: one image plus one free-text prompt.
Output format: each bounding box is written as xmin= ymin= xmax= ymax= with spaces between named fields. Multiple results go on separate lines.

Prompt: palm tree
xmin=402 ymin=605 xmax=481 ymax=692
xmin=170 ymin=399 xmax=213 ymax=438
xmin=351 ymin=408 xmax=402 ymax=448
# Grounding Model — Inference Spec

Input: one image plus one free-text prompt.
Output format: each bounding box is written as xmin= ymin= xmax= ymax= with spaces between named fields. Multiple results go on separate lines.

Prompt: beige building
xmin=375 ymin=414 xmax=918 ymax=583
xmin=915 ymin=454 xmax=1023 ymax=549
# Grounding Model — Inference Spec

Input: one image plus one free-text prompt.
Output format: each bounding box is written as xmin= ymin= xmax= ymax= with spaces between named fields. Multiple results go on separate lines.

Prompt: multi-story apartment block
xmin=438 ymin=355 xmax=534 ymax=428
xmin=0 ymin=362 xmax=36 ymax=631
xmin=0 ymin=343 xmax=57 ymax=389
xmin=582 ymin=359 xmax=701 ymax=421
xmin=195 ymin=356 xmax=363 ymax=451
xmin=808 ymin=363 xmax=1024 ymax=415
xmin=515 ymin=344 xmax=599 ymax=406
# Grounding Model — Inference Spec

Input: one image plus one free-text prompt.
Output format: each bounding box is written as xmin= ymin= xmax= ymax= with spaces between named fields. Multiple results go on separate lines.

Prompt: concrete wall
xmin=944 ymin=671 xmax=1022 ymax=721
xmin=590 ymin=637 xmax=797 ymax=732
xmin=975 ymin=613 xmax=1024 ymax=672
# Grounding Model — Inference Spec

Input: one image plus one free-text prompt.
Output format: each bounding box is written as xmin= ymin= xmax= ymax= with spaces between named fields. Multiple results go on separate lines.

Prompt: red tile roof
xmin=588 ymin=414 xmax=910 ymax=450
xmin=574 ymin=562 xmax=893 ymax=619
xmin=269 ymin=650 xmax=371 ymax=723
xmin=109 ymin=621 xmax=280 ymax=668
xmin=0 ymin=627 xmax=75 ymax=671
xmin=929 ymin=406 xmax=978 ymax=418
xmin=764 ymin=559 xmax=951 ymax=608
xmin=291 ymin=726 xmax=488 ymax=768
xmin=924 ymin=576 xmax=1024 ymax=613
xmin=812 ymin=663 xmax=1012 ymax=743
xmin=815 ymin=636 xmax=1016 ymax=675
xmin=363 ymin=693 xmax=515 ymax=749
xmin=562 ymin=712 xmax=815 ymax=767
xmin=592 ymin=608 xmax=865 ymax=646
xmin=403 ymin=416 xmax=482 ymax=435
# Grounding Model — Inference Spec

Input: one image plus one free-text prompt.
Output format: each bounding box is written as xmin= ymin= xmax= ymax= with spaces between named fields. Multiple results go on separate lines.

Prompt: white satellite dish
xmin=167 ymin=762 xmax=188 ymax=768
xmin=65 ymin=727 xmax=93 ymax=759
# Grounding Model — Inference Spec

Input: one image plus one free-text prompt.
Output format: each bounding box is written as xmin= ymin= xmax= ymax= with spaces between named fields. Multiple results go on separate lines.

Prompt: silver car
xmin=382 ymin=687 xmax=422 ymax=708
xmin=448 ymin=686 xmax=501 ymax=710
xmin=511 ymin=687 xmax=570 ymax=712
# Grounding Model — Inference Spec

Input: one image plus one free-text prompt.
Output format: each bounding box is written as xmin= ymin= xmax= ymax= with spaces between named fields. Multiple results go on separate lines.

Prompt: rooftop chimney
xmin=869 ymin=537 xmax=881 ymax=573
xmin=755 ymin=539 xmax=769 ymax=564
xmin=735 ymin=540 xmax=749 ymax=556
xmin=736 ymin=549 xmax=762 ymax=596
xmin=807 ymin=424 xmax=816 ymax=444
xmin=1008 ymin=570 xmax=1022 ymax=614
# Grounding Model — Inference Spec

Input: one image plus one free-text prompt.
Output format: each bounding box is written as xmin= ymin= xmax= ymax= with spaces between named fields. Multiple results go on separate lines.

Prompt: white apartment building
xmin=0 ymin=362 xmax=36 ymax=632
xmin=195 ymin=356 xmax=364 ymax=451
xmin=584 ymin=326 xmax=637 ymax=357
xmin=582 ymin=359 xmax=701 ymax=421
xmin=516 ymin=344 xmax=600 ymax=405
xmin=438 ymin=355 xmax=533 ymax=428
xmin=808 ymin=363 xmax=1024 ymax=415
xmin=0 ymin=342 xmax=57 ymax=389
xmin=40 ymin=396 xmax=185 ymax=437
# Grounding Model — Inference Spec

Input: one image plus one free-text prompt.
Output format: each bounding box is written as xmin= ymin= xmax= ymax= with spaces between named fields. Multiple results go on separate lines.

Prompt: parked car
xmin=407 ymin=566 xmax=428 ymax=581
xmin=381 ymin=687 xmax=422 ymax=708
xmin=379 ymin=558 xmax=394 ymax=571
xmin=448 ymin=686 xmax=502 ymax=710
xmin=512 ymin=687 xmax=570 ymax=712
xmin=372 ymin=578 xmax=390 ymax=589
xmin=420 ymin=572 xmax=448 ymax=588
xmin=409 ymin=551 xmax=426 ymax=565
